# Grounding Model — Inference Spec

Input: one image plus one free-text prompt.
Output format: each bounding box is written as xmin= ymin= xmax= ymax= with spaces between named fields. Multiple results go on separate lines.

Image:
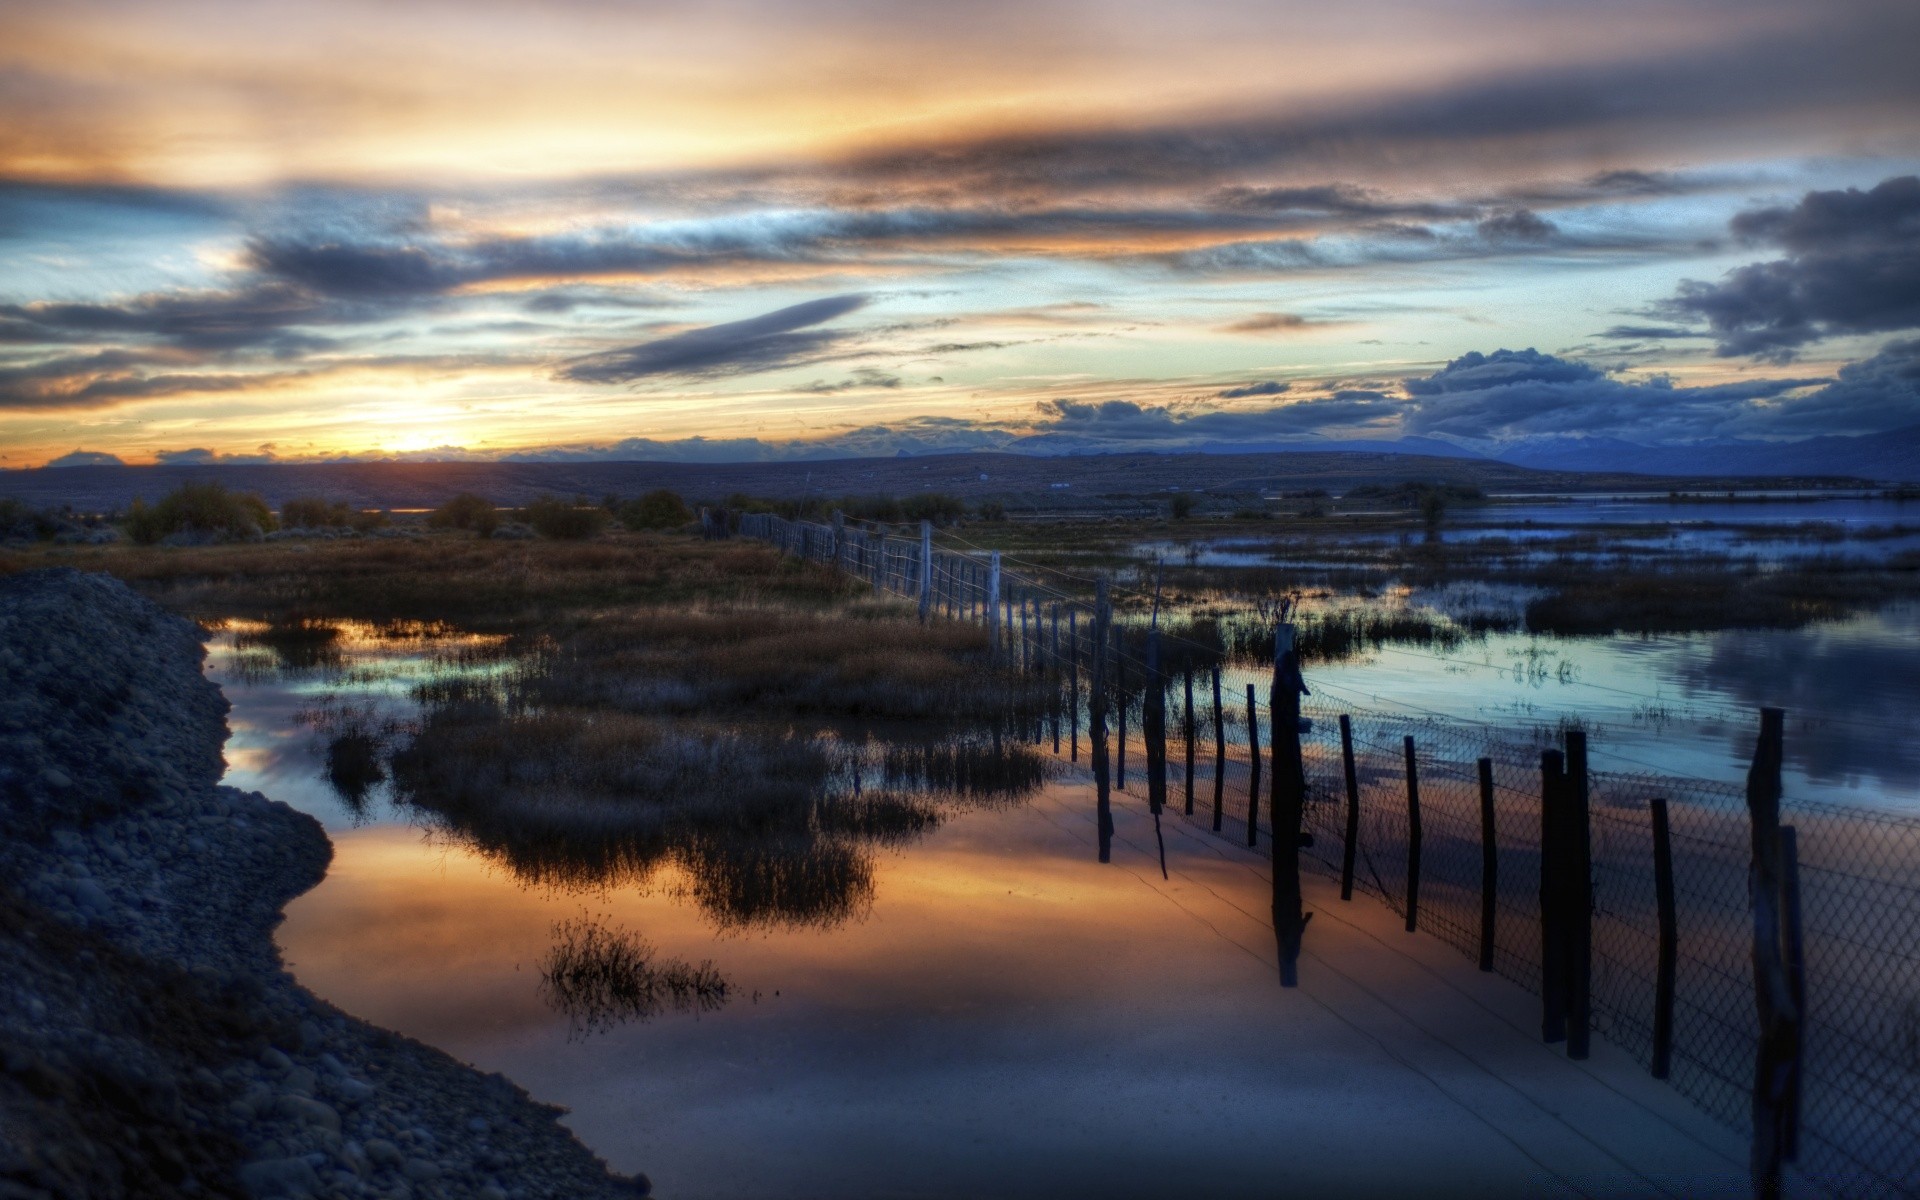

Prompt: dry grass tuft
xmin=539 ymin=916 xmax=728 ymax=1036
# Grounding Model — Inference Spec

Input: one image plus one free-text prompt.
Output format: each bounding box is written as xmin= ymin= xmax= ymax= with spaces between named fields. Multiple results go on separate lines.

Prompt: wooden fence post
xmin=1271 ymin=622 xmax=1309 ymax=987
xmin=1339 ymin=715 xmax=1360 ymax=901
xmin=1540 ymin=749 xmax=1568 ymax=1044
xmin=1068 ymin=609 xmax=1080 ymax=761
xmin=1183 ymin=667 xmax=1196 ymax=816
xmin=1050 ymin=605 xmax=1062 ymax=753
xmin=1565 ymin=730 xmax=1592 ymax=1061
xmin=918 ymin=521 xmax=933 ymax=621
xmin=1145 ymin=616 xmax=1167 ymax=816
xmin=1779 ymin=824 xmax=1805 ymax=1163
xmin=1650 ymin=797 xmax=1677 ymax=1081
xmin=1090 ymin=577 xmax=1113 ymax=863
xmin=1404 ymin=735 xmax=1422 ymax=933
xmin=1479 ymin=757 xmax=1497 ymax=972
xmin=986 ymin=553 xmax=1001 ymax=663
xmin=1746 ymin=705 xmax=1796 ymax=1198
xmin=1115 ymin=626 xmax=1127 ymax=788
xmin=1211 ymin=665 xmax=1225 ymax=832
xmin=1245 ymin=684 xmax=1261 ymax=848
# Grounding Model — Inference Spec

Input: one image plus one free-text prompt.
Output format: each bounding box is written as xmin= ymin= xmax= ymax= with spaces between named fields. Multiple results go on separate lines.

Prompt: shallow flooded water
xmin=210 ymin=625 xmax=1593 ymax=1197
xmin=204 ymin=582 xmax=1917 ymax=1195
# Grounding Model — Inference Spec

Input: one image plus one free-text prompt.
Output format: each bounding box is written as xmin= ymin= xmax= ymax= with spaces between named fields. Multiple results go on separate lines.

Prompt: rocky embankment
xmin=0 ymin=569 xmax=650 ymax=1200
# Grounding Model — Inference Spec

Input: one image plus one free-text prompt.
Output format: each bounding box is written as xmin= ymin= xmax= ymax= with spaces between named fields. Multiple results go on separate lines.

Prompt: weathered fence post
xmin=1479 ymin=757 xmax=1497 ymax=972
xmin=1211 ymin=665 xmax=1225 ymax=832
xmin=1114 ymin=626 xmax=1127 ymax=788
xmin=986 ymin=553 xmax=1002 ymax=663
xmin=1090 ymin=577 xmax=1114 ymax=862
xmin=1403 ymin=735 xmax=1422 ymax=934
xmin=1540 ymin=749 xmax=1569 ymax=1044
xmin=1339 ymin=714 xmax=1360 ymax=901
xmin=1650 ymin=797 xmax=1677 ymax=1081
xmin=1050 ymin=605 xmax=1062 ymax=753
xmin=832 ymin=509 xmax=846 ymax=565
xmin=1245 ymin=684 xmax=1261 ymax=848
xmin=1271 ymin=622 xmax=1309 ymax=987
xmin=1145 ymin=609 xmax=1167 ymax=816
xmin=1183 ymin=666 xmax=1196 ymax=816
xmin=1746 ymin=706 xmax=1797 ymax=1198
xmin=1565 ymin=730 xmax=1592 ymax=1061
xmin=1068 ymin=609 xmax=1080 ymax=761
xmin=1779 ymin=824 xmax=1805 ymax=1164
xmin=918 ymin=521 xmax=933 ymax=621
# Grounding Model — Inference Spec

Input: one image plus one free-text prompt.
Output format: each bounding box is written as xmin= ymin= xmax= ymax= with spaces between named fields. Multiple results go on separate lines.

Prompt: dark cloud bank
xmin=1664 ymin=175 xmax=1920 ymax=360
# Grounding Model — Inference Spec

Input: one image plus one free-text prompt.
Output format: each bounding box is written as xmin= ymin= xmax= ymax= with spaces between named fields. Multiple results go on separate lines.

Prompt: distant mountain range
xmin=1193 ymin=424 xmax=1920 ymax=482
xmin=0 ymin=448 xmax=1896 ymax=513
xmin=1487 ymin=424 xmax=1920 ymax=480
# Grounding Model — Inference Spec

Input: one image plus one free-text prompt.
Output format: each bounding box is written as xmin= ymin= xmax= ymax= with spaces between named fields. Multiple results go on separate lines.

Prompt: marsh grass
xmin=539 ymin=915 xmax=728 ymax=1036
xmin=1 ymin=529 xmax=865 ymax=628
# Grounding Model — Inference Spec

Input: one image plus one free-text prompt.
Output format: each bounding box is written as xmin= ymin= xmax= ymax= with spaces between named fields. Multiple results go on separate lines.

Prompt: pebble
xmin=237 ymin=1155 xmax=320 ymax=1198
xmin=403 ymin=1157 xmax=443 ymax=1182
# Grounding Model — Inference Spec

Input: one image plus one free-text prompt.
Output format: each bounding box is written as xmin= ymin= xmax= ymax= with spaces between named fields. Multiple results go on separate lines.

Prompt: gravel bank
xmin=0 ymin=568 xmax=651 ymax=1200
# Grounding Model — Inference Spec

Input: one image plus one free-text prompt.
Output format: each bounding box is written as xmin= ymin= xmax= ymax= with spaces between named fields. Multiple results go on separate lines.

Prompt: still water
xmin=212 ymin=623 xmax=1620 ymax=1198
xmin=205 ymin=585 xmax=1913 ymax=1195
xmin=1141 ymin=494 xmax=1920 ymax=567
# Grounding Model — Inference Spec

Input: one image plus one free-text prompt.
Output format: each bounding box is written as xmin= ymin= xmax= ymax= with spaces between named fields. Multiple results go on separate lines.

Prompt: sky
xmin=2 ymin=0 xmax=1918 ymax=467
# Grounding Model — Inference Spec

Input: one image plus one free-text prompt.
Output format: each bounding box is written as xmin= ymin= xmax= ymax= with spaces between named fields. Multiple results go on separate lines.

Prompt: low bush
xmin=618 ymin=489 xmax=692 ymax=531
xmin=124 ymin=483 xmax=275 ymax=545
xmin=427 ymin=493 xmax=500 ymax=537
xmin=280 ymin=496 xmax=389 ymax=531
xmin=0 ymin=499 xmax=63 ymax=542
xmin=521 ymin=496 xmax=609 ymax=540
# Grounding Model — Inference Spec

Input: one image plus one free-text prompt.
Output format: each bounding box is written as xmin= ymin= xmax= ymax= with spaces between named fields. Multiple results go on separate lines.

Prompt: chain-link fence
xmin=737 ymin=511 xmax=1920 ymax=1200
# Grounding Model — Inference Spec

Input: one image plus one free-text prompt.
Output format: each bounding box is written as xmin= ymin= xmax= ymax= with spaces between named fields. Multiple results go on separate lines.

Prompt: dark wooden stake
xmin=1069 ymin=610 xmax=1080 ymax=761
xmin=1650 ymin=797 xmax=1677 ymax=1081
xmin=1478 ymin=756 xmax=1497 ymax=972
xmin=1540 ymin=749 xmax=1568 ymax=1044
xmin=1211 ymin=665 xmax=1225 ymax=832
xmin=1566 ymin=730 xmax=1592 ymax=1061
xmin=1090 ymin=579 xmax=1113 ymax=863
xmin=1746 ymin=706 xmax=1795 ymax=1199
xmin=1271 ymin=624 xmax=1309 ymax=987
xmin=1339 ymin=715 xmax=1360 ymax=901
xmin=1115 ymin=626 xmax=1127 ymax=788
xmin=1403 ymin=735 xmax=1422 ymax=933
xmin=1183 ymin=667 xmax=1196 ymax=816
xmin=1245 ymin=684 xmax=1261 ymax=848
xmin=1779 ymin=824 xmax=1805 ymax=1163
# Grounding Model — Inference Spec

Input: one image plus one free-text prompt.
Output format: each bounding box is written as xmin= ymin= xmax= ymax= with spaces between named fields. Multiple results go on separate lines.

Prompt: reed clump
xmin=540 ymin=916 xmax=729 ymax=1035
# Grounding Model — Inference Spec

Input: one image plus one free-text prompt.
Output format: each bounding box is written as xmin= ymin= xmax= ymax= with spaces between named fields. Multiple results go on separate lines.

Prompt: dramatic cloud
xmin=1402 ymin=348 xmax=1824 ymax=441
xmin=1665 ymin=175 xmax=1920 ymax=359
xmin=836 ymin=15 xmax=1920 ymax=198
xmin=1014 ymin=394 xmax=1403 ymax=451
xmin=1217 ymin=380 xmax=1290 ymax=398
xmin=0 ymin=284 xmax=339 ymax=354
xmin=1757 ymin=339 xmax=1920 ymax=434
xmin=558 ymin=294 xmax=870 ymax=384
xmin=0 ymin=350 xmax=261 ymax=409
